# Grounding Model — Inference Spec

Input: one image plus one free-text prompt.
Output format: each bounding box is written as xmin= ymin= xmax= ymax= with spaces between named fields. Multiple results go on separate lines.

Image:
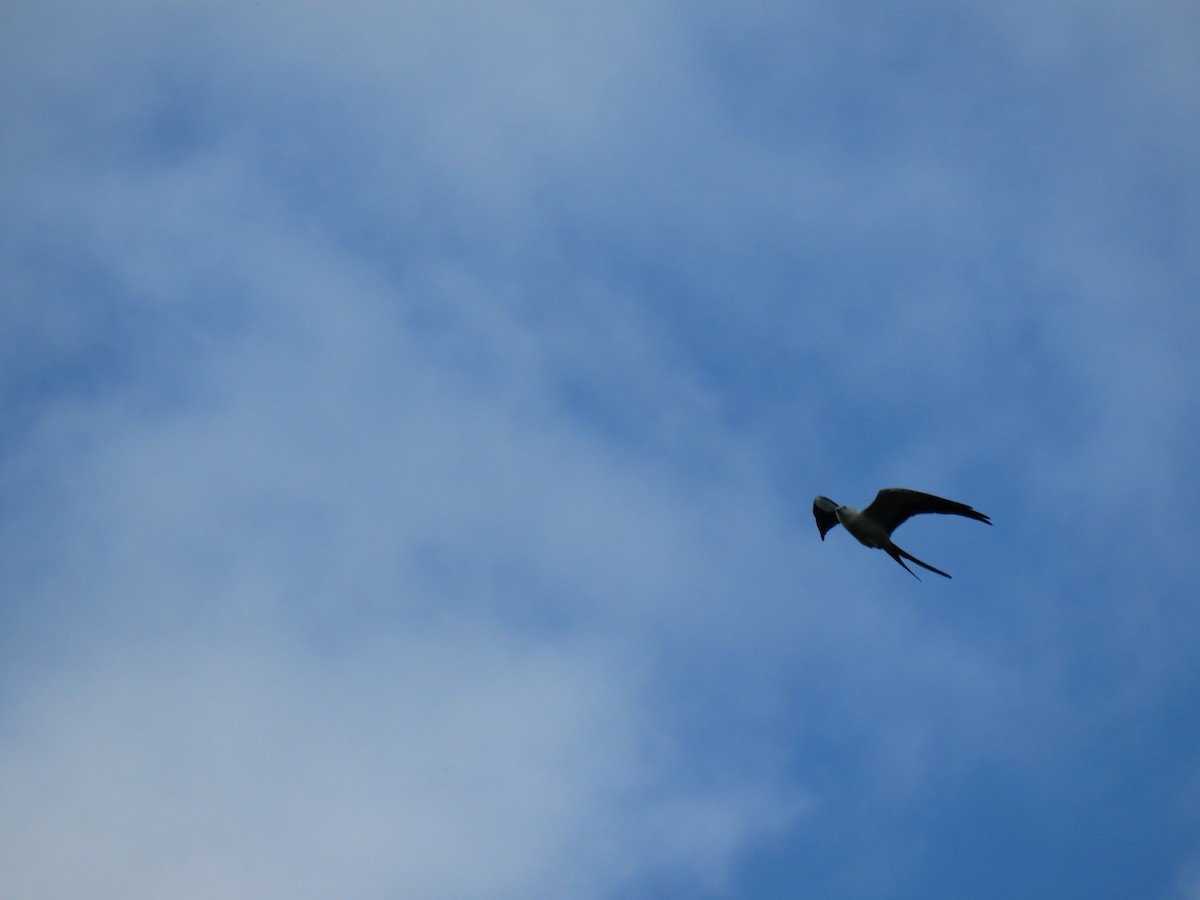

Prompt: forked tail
xmin=886 ymin=543 xmax=952 ymax=580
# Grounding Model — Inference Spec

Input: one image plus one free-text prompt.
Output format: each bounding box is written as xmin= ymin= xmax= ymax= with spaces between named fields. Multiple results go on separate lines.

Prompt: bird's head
xmin=812 ymin=496 xmax=840 ymax=540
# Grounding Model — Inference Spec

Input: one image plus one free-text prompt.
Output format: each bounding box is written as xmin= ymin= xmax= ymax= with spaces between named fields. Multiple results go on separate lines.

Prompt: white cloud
xmin=3 ymin=0 xmax=1199 ymax=896
xmin=0 ymin=164 xmax=804 ymax=896
xmin=0 ymin=624 xmax=794 ymax=899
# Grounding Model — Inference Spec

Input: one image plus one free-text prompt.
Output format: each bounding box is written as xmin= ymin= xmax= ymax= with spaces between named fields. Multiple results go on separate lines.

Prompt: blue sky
xmin=2 ymin=1 xmax=1198 ymax=897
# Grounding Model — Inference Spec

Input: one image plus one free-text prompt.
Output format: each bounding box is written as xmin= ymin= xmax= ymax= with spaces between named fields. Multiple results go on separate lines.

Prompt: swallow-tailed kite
xmin=812 ymin=488 xmax=991 ymax=579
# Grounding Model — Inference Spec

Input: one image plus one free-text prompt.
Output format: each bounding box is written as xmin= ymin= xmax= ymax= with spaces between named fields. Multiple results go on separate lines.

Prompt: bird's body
xmin=812 ymin=488 xmax=991 ymax=579
xmin=832 ymin=505 xmax=891 ymax=548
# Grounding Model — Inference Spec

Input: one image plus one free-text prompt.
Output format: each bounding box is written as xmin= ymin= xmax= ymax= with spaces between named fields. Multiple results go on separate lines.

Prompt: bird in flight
xmin=812 ymin=488 xmax=991 ymax=579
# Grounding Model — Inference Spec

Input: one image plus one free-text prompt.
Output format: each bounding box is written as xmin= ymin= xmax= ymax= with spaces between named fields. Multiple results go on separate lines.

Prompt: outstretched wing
xmin=863 ymin=488 xmax=991 ymax=535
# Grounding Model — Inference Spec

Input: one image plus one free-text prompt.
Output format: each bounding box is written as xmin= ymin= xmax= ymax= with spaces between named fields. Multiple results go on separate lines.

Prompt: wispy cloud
xmin=2 ymin=0 xmax=1198 ymax=897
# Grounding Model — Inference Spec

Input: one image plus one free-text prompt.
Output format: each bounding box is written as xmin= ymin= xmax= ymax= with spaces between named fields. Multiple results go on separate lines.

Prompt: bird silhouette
xmin=812 ymin=488 xmax=991 ymax=579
